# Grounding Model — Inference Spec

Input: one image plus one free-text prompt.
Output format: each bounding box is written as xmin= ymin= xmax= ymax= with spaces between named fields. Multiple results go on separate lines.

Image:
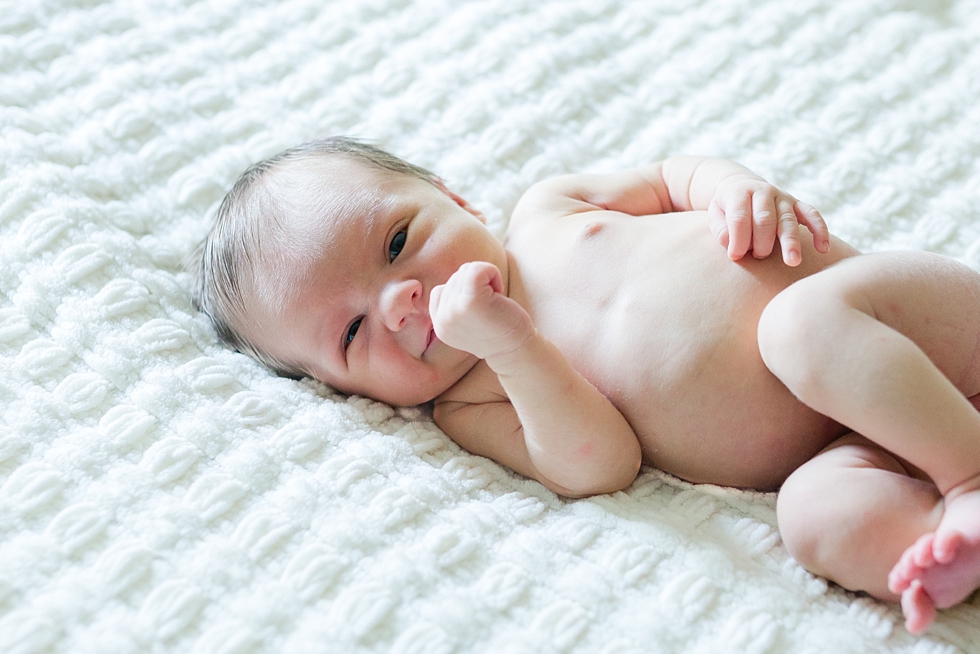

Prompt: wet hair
xmin=190 ymin=136 xmax=437 ymax=378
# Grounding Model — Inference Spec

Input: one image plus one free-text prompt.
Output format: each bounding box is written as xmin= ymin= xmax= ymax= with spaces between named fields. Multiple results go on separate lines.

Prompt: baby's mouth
xmin=425 ymin=328 xmax=436 ymax=353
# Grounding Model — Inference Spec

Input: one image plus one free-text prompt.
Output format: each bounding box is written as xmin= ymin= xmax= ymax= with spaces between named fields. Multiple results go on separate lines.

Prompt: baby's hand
xmin=429 ymin=261 xmax=534 ymax=361
xmin=707 ymin=175 xmax=830 ymax=266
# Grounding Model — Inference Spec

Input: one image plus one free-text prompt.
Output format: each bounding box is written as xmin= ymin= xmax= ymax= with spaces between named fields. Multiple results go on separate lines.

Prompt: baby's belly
xmin=560 ymin=270 xmax=844 ymax=489
xmin=584 ymin=276 xmax=844 ymax=489
xmin=615 ymin=345 xmax=845 ymax=490
xmin=514 ymin=212 xmax=855 ymax=490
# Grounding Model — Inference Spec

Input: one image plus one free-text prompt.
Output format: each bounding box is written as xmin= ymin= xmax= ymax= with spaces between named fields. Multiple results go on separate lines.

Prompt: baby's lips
xmin=421 ymin=314 xmax=438 ymax=356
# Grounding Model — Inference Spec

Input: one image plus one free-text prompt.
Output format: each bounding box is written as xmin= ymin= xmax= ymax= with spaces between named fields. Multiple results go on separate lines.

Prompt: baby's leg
xmin=758 ymin=251 xmax=980 ymax=631
xmin=777 ymin=433 xmax=942 ymax=625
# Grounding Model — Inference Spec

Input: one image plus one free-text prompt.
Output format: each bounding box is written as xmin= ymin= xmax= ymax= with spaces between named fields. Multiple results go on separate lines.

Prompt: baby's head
xmin=193 ymin=136 xmax=506 ymax=405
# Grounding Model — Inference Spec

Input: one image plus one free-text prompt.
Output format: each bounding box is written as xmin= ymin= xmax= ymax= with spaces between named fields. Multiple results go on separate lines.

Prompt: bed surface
xmin=2 ymin=0 xmax=980 ymax=652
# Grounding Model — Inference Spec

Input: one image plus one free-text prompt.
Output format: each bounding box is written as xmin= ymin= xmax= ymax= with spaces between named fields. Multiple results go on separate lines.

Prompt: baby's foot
xmin=888 ymin=483 xmax=980 ymax=634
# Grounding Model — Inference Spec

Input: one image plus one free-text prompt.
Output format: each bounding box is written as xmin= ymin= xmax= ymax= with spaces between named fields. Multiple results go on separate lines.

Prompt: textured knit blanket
xmin=3 ymin=1 xmax=980 ymax=652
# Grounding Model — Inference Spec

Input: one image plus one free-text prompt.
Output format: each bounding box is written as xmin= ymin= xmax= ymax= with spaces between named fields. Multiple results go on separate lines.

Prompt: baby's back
xmin=504 ymin=206 xmax=858 ymax=489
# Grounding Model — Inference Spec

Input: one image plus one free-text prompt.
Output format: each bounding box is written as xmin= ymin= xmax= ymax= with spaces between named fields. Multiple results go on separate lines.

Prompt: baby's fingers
xmin=707 ymin=199 xmax=730 ymax=249
xmin=751 ymin=190 xmax=778 ymax=260
xmin=775 ymin=197 xmax=802 ymax=266
xmin=428 ymin=284 xmax=445 ymax=318
xmin=795 ymin=201 xmax=830 ymax=253
xmin=457 ymin=261 xmax=504 ymax=295
xmin=723 ymin=193 xmax=754 ymax=261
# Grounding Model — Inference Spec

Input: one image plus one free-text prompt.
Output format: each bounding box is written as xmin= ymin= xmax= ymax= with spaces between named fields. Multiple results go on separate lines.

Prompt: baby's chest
xmin=509 ymin=215 xmax=740 ymax=385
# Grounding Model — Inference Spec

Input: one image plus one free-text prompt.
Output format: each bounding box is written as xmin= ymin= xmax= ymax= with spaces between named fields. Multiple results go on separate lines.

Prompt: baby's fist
xmin=429 ymin=262 xmax=533 ymax=360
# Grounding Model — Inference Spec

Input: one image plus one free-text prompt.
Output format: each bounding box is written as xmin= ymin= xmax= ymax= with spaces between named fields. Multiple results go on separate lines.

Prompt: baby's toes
xmin=889 ymin=552 xmax=918 ymax=594
xmin=888 ymin=570 xmax=916 ymax=595
xmin=932 ymin=529 xmax=964 ymax=565
xmin=911 ymin=533 xmax=938 ymax=568
xmin=901 ymin=580 xmax=937 ymax=635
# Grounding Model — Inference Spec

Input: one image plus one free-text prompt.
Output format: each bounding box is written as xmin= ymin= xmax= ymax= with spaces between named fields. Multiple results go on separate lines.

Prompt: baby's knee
xmin=757 ymin=285 xmax=830 ymax=395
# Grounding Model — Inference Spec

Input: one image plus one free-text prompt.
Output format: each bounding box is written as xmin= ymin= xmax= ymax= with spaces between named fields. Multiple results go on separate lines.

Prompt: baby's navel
xmin=581 ymin=221 xmax=605 ymax=238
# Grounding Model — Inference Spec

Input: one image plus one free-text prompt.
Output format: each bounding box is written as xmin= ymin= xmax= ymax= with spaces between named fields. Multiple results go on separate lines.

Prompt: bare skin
xmin=243 ymin=156 xmax=980 ymax=634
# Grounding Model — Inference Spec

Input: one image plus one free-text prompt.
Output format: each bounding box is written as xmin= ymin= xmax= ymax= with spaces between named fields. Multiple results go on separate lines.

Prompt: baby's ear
xmin=431 ymin=177 xmax=486 ymax=224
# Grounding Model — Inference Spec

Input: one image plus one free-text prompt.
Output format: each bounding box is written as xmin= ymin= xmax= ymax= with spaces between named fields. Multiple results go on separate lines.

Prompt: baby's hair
xmin=191 ymin=136 xmax=437 ymax=378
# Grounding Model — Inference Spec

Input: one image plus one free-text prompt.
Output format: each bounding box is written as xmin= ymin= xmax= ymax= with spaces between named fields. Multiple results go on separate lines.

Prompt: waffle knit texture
xmin=2 ymin=0 xmax=980 ymax=652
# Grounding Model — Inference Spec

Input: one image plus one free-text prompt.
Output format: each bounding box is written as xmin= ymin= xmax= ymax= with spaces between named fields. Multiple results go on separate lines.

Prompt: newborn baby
xmin=194 ymin=137 xmax=980 ymax=633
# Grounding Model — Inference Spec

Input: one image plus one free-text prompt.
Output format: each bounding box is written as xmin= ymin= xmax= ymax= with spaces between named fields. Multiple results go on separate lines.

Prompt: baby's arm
xmin=516 ymin=156 xmax=829 ymax=266
xmin=431 ymin=262 xmax=642 ymax=497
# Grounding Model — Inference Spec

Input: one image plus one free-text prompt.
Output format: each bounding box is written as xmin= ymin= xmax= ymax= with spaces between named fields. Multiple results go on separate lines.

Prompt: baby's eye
xmin=388 ymin=229 xmax=407 ymax=262
xmin=345 ymin=318 xmax=362 ymax=349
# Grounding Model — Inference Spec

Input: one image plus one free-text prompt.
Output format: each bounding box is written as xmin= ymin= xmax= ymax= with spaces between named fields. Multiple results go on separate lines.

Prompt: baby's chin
xmin=369 ymin=365 xmax=477 ymax=407
xmin=325 ymin=370 xmax=445 ymax=408
xmin=371 ymin=378 xmax=457 ymax=407
xmin=323 ymin=348 xmax=479 ymax=407
xmin=377 ymin=388 xmax=442 ymax=408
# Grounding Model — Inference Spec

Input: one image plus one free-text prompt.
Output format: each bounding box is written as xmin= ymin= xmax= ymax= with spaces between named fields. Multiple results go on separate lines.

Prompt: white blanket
xmin=2 ymin=0 xmax=980 ymax=652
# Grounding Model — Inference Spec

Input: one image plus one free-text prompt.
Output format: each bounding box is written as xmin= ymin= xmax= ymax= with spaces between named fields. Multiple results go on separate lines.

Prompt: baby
xmin=194 ymin=136 xmax=980 ymax=634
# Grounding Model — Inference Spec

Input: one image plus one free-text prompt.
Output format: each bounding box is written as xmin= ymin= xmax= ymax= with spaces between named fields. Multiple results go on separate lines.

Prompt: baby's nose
xmin=380 ymin=279 xmax=424 ymax=331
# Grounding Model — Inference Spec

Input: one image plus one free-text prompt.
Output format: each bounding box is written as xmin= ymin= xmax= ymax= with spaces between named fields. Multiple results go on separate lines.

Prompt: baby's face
xmin=247 ymin=161 xmax=507 ymax=406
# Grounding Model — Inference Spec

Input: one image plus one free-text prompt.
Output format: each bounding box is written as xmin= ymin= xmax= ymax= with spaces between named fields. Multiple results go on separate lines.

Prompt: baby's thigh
xmin=773 ymin=251 xmax=980 ymax=396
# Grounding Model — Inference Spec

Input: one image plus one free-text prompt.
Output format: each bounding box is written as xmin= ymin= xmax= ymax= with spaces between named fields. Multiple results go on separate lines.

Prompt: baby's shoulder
xmin=507 ymin=176 xmax=612 ymax=244
xmin=508 ymin=167 xmax=668 ymax=235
